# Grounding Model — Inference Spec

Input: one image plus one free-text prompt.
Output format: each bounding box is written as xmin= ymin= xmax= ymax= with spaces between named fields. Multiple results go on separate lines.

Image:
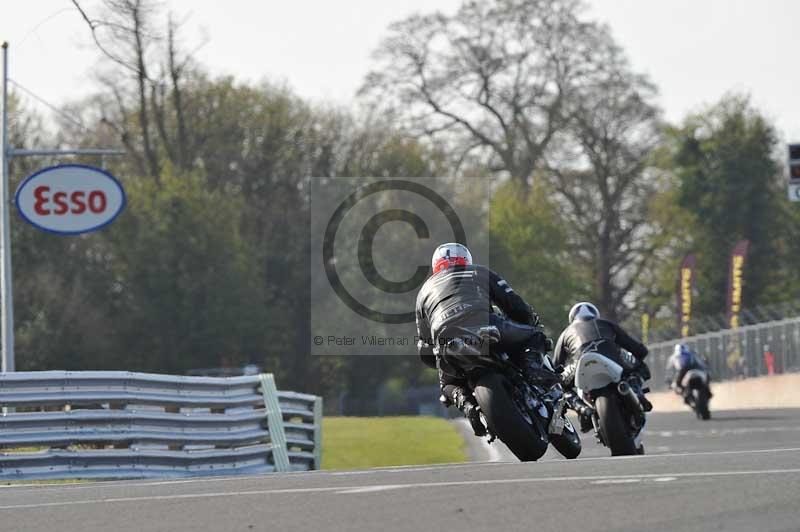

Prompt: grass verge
xmin=322 ymin=416 xmax=467 ymax=470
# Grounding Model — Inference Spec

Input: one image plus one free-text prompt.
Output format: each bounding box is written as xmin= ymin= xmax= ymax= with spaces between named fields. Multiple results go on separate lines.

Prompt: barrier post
xmin=313 ymin=396 xmax=323 ymax=470
xmin=259 ymin=373 xmax=290 ymax=472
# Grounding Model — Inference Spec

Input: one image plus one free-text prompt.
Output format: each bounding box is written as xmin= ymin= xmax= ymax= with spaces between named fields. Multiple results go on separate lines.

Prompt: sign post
xmin=0 ymin=42 xmax=124 ymax=372
xmin=1 ymin=42 xmax=13 ymax=372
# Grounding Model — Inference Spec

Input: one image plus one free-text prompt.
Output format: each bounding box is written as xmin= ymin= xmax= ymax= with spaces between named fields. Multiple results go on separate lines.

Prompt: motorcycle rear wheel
xmin=595 ymin=392 xmax=638 ymax=456
xmin=694 ymin=388 xmax=711 ymax=420
xmin=473 ymin=372 xmax=549 ymax=461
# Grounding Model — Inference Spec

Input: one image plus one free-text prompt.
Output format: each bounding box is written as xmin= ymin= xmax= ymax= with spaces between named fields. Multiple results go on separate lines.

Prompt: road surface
xmin=2 ymin=408 xmax=800 ymax=532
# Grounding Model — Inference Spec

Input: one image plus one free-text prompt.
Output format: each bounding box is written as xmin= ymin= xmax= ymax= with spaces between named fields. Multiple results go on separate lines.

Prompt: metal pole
xmin=0 ymin=42 xmax=14 ymax=372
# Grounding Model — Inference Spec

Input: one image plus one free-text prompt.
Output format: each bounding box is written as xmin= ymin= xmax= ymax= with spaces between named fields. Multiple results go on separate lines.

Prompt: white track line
xmin=3 ymin=446 xmax=800 ymax=495
xmin=3 ymin=467 xmax=800 ymax=510
xmin=653 ymin=426 xmax=800 ymax=437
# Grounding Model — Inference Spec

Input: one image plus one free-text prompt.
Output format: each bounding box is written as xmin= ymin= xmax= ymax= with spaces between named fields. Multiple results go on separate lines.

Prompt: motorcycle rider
xmin=665 ymin=343 xmax=712 ymax=401
xmin=415 ymin=243 xmax=549 ymax=436
xmin=553 ymin=302 xmax=652 ymax=432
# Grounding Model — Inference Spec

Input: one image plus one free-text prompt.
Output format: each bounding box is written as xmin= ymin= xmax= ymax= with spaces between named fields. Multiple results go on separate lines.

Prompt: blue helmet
xmin=674 ymin=343 xmax=692 ymax=367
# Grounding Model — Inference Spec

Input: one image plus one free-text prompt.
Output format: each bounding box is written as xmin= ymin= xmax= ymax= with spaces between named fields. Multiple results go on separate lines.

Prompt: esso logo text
xmin=15 ymin=164 xmax=126 ymax=235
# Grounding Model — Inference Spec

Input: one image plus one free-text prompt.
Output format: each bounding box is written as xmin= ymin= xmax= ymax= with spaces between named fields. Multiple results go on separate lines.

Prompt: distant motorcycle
xmin=570 ymin=350 xmax=649 ymax=456
xmin=441 ymin=325 xmax=581 ymax=462
xmin=678 ymin=369 xmax=712 ymax=420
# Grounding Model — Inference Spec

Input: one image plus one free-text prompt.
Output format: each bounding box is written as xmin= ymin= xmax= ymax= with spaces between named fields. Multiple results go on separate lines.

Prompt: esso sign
xmin=15 ymin=164 xmax=126 ymax=235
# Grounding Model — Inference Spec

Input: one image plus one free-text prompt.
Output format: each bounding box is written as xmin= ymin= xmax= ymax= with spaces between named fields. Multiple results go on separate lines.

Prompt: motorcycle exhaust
xmin=617 ymin=380 xmax=644 ymax=418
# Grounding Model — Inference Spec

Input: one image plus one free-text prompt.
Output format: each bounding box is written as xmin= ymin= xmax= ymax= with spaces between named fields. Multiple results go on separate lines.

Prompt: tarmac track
xmin=2 ymin=408 xmax=800 ymax=532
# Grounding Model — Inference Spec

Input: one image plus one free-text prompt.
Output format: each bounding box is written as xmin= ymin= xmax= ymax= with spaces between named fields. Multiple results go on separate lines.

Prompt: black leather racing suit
xmin=553 ymin=317 xmax=652 ymax=425
xmin=415 ymin=264 xmax=542 ymax=404
xmin=553 ymin=317 xmax=649 ymax=388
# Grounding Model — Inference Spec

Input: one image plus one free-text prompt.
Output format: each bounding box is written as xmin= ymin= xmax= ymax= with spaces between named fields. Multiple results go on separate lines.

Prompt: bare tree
xmin=73 ymin=0 xmax=160 ymax=178
xmin=361 ymin=0 xmax=611 ymax=186
xmin=546 ymin=45 xmax=664 ymax=321
xmin=72 ymin=0 xmax=200 ymax=180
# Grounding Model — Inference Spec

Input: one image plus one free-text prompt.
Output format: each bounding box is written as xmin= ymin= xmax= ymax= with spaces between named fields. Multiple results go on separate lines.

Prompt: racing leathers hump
xmin=415 ymin=265 xmax=535 ymax=368
xmin=553 ymin=318 xmax=648 ymax=370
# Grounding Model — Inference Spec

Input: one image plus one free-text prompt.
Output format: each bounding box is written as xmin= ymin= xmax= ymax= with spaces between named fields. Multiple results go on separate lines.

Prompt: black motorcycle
xmin=678 ymin=369 xmax=712 ymax=420
xmin=439 ymin=325 xmax=581 ymax=462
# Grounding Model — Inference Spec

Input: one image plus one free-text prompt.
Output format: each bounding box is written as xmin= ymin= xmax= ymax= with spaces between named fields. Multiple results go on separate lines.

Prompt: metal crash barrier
xmin=649 ymin=316 xmax=800 ymax=388
xmin=0 ymin=371 xmax=322 ymax=480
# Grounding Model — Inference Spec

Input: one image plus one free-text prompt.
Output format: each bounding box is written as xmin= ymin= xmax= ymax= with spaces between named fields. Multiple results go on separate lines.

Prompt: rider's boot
xmin=576 ymin=403 xmax=594 ymax=432
xmin=567 ymin=395 xmax=594 ymax=433
xmin=579 ymin=413 xmax=593 ymax=433
xmin=631 ymin=364 xmax=653 ymax=413
xmin=680 ymin=388 xmax=691 ymax=405
xmin=640 ymin=394 xmax=653 ymax=412
xmin=452 ymin=387 xmax=486 ymax=437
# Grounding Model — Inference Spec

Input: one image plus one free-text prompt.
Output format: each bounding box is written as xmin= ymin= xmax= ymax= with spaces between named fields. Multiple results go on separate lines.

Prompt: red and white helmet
xmin=431 ymin=243 xmax=473 ymax=274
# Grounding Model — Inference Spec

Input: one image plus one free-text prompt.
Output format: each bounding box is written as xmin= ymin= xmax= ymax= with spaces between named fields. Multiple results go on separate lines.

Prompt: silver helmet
xmin=568 ymin=302 xmax=599 ymax=322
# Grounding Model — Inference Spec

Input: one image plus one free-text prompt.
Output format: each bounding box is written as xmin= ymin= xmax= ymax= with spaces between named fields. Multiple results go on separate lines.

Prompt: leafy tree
xmin=99 ymin=170 xmax=267 ymax=373
xmin=489 ymin=180 xmax=583 ymax=332
xmin=666 ymin=94 xmax=787 ymax=317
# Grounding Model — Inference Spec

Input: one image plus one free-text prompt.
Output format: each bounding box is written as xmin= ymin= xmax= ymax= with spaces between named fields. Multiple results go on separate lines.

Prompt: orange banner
xmin=726 ymin=240 xmax=750 ymax=329
xmin=677 ymin=254 xmax=696 ymax=337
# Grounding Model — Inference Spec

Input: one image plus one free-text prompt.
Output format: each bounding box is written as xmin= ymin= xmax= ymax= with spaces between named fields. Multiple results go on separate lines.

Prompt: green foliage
xmin=15 ymin=169 xmax=268 ymax=373
xmin=489 ymin=181 xmax=583 ymax=332
xmin=322 ymin=416 xmax=467 ymax=470
xmin=665 ymin=94 xmax=788 ymax=316
xmin=102 ymin=170 xmax=268 ymax=372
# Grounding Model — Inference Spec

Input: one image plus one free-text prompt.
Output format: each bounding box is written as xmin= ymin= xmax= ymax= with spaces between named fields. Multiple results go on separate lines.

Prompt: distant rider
xmin=665 ymin=343 xmax=712 ymax=401
xmin=415 ymin=243 xmax=549 ymax=436
xmin=553 ymin=302 xmax=652 ymax=431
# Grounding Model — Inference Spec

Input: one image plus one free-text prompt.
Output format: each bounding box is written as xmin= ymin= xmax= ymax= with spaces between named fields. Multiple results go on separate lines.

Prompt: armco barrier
xmin=0 ymin=371 xmax=322 ymax=480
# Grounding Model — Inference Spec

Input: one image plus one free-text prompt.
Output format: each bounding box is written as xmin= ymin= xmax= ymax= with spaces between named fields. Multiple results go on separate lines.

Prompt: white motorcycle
xmin=572 ymin=350 xmax=649 ymax=456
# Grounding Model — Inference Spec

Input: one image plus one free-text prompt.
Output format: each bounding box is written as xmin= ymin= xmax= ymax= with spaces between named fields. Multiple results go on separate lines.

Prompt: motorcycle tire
xmin=694 ymin=388 xmax=711 ymax=420
xmin=473 ymin=372 xmax=549 ymax=461
xmin=550 ymin=416 xmax=582 ymax=459
xmin=595 ymin=391 xmax=638 ymax=456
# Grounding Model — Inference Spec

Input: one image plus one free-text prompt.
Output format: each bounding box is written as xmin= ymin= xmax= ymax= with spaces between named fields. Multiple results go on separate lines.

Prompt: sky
xmin=2 ymin=0 xmax=799 ymax=142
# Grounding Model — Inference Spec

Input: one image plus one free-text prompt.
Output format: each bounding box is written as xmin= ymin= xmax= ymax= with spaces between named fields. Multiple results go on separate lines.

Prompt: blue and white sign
xmin=14 ymin=164 xmax=126 ymax=235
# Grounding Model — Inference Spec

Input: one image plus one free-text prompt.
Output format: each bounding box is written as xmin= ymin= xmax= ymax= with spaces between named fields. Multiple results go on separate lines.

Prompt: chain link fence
xmin=627 ymin=302 xmax=800 ymax=344
xmin=648 ymin=316 xmax=800 ymax=390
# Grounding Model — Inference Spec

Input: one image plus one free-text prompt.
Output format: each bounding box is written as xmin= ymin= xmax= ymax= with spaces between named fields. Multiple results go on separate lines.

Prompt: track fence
xmin=648 ymin=316 xmax=800 ymax=389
